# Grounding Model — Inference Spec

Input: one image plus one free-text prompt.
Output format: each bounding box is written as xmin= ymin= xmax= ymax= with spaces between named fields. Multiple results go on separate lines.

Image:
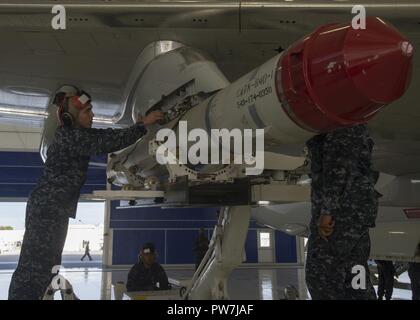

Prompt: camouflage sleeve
xmin=73 ymin=124 xmax=147 ymax=156
xmin=320 ymin=125 xmax=368 ymax=217
xmin=126 ymin=265 xmax=139 ymax=292
xmin=157 ymin=265 xmax=170 ymax=290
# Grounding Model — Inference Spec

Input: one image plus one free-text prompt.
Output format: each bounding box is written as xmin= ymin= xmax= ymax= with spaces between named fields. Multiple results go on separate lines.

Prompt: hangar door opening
xmin=257 ymin=229 xmax=275 ymax=263
xmin=0 ymin=201 xmax=105 ymax=266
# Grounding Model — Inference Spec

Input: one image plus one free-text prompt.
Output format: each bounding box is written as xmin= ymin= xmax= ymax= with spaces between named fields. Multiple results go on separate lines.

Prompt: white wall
xmin=64 ymin=224 xmax=104 ymax=252
xmin=0 ymin=224 xmax=104 ymax=254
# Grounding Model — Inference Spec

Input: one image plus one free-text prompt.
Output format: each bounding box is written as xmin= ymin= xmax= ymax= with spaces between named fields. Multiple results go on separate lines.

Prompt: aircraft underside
xmin=0 ymin=1 xmax=419 ymax=300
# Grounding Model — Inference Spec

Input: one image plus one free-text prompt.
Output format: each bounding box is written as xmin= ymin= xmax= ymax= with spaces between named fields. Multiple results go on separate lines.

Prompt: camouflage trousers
xmin=8 ymin=205 xmax=69 ymax=300
xmin=408 ymin=263 xmax=420 ymax=300
xmin=377 ymin=265 xmax=395 ymax=300
xmin=305 ymin=224 xmax=376 ymax=300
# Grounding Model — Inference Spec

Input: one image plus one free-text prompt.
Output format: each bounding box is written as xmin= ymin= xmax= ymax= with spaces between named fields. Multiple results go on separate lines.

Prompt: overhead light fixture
xmin=0 ymin=104 xmax=120 ymax=126
xmin=0 ymin=105 xmax=47 ymax=118
xmin=297 ymin=178 xmax=311 ymax=185
xmin=5 ymin=86 xmax=51 ymax=97
xmin=282 ymin=223 xmax=308 ymax=236
xmin=93 ymin=116 xmax=115 ymax=124
xmin=157 ymin=41 xmax=183 ymax=54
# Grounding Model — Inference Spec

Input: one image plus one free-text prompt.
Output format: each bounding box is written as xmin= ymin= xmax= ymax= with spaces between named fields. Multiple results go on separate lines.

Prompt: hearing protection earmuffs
xmin=54 ymin=86 xmax=92 ymax=127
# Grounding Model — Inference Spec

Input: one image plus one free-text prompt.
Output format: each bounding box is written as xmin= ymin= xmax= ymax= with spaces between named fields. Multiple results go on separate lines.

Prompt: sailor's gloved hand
xmin=317 ymin=214 xmax=335 ymax=241
xmin=138 ymin=111 xmax=164 ymax=126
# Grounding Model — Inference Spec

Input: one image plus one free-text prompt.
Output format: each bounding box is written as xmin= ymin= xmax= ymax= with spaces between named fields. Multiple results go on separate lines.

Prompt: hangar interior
xmin=0 ymin=1 xmax=419 ymax=301
xmin=0 ymin=131 xmax=306 ymax=300
xmin=0 ymin=132 xmax=414 ymax=300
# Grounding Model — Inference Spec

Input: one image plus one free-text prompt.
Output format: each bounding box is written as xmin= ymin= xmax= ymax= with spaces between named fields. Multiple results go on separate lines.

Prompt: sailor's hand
xmin=138 ymin=111 xmax=164 ymax=126
xmin=318 ymin=214 xmax=335 ymax=241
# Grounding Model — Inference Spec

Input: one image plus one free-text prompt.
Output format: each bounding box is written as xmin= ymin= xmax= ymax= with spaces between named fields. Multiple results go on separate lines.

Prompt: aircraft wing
xmin=0 ymin=1 xmax=419 ymax=176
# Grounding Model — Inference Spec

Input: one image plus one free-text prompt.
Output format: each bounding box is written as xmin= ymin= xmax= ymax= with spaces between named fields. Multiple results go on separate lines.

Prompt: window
xmin=259 ymin=232 xmax=271 ymax=248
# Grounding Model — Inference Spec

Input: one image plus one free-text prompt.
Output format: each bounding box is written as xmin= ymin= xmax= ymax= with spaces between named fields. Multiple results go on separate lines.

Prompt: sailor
xmin=8 ymin=86 xmax=163 ymax=300
xmin=126 ymin=242 xmax=170 ymax=292
xmin=375 ymin=259 xmax=396 ymax=300
xmin=305 ymin=124 xmax=380 ymax=300
xmin=193 ymin=228 xmax=209 ymax=270
xmin=408 ymin=261 xmax=420 ymax=300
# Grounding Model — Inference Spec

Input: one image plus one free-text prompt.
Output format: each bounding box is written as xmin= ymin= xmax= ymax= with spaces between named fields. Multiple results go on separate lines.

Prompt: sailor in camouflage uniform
xmin=305 ymin=124 xmax=380 ymax=300
xmin=8 ymin=86 xmax=163 ymax=300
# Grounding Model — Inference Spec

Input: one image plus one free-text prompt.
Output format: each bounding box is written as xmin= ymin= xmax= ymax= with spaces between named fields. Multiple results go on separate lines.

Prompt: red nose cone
xmin=277 ymin=17 xmax=414 ymax=132
xmin=345 ymin=17 xmax=413 ymax=105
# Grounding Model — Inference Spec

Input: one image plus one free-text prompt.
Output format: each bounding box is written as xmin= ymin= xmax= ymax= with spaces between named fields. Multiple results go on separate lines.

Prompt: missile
xmin=182 ymin=16 xmax=413 ymax=144
xmin=108 ymin=17 xmax=413 ymax=190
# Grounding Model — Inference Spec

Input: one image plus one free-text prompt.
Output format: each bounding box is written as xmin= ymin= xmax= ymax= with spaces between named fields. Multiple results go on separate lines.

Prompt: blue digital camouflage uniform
xmin=305 ymin=124 xmax=379 ymax=300
xmin=126 ymin=261 xmax=170 ymax=292
xmin=408 ymin=262 xmax=420 ymax=300
xmin=8 ymin=124 xmax=147 ymax=300
xmin=375 ymin=259 xmax=396 ymax=300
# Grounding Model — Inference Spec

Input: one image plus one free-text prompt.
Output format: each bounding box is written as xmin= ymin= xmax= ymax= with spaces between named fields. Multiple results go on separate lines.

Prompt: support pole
xmin=187 ymin=205 xmax=251 ymax=299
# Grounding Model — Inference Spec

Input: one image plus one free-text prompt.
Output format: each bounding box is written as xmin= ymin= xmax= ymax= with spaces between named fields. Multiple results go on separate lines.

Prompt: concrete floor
xmin=0 ymin=265 xmax=306 ymax=300
xmin=0 ymin=255 xmax=414 ymax=300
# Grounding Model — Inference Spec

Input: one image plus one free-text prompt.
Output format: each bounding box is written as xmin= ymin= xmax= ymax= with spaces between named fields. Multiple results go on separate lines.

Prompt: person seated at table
xmin=126 ymin=242 xmax=170 ymax=292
